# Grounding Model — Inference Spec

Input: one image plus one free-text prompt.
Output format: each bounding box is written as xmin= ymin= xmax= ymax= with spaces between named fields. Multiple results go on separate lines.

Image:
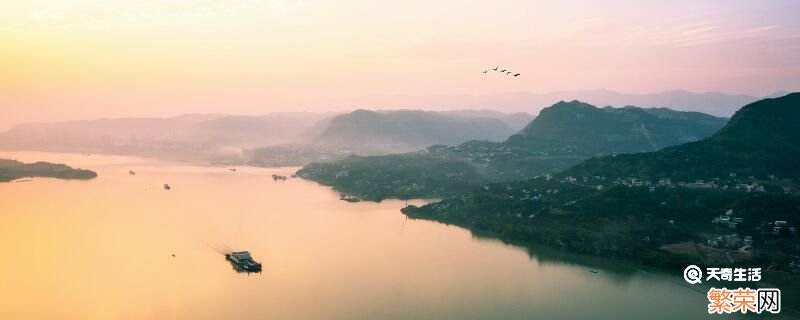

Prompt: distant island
xmin=0 ymin=159 xmax=97 ymax=182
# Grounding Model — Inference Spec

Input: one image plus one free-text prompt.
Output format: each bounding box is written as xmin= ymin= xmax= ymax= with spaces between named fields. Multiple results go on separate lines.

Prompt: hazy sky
xmin=2 ymin=0 xmax=799 ymax=127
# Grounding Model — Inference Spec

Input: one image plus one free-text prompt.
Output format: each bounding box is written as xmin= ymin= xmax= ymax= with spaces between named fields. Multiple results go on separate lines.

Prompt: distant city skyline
xmin=2 ymin=0 xmax=799 ymax=128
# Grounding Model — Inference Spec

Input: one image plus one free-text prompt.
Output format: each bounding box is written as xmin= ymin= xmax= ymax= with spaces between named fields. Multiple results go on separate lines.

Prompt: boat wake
xmin=204 ymin=242 xmax=233 ymax=256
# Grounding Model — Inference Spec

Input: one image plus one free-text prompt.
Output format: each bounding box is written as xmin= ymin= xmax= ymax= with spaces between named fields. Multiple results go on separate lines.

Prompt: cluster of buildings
xmin=769 ymin=220 xmax=797 ymax=235
xmin=707 ymin=211 xmax=754 ymax=252
xmin=483 ymin=184 xmax=550 ymax=202
xmin=429 ymin=143 xmax=515 ymax=164
xmin=707 ymin=207 xmax=798 ymax=251
xmin=712 ymin=209 xmax=744 ymax=229
xmin=554 ymin=173 xmax=796 ymax=195
xmin=706 ymin=233 xmax=753 ymax=253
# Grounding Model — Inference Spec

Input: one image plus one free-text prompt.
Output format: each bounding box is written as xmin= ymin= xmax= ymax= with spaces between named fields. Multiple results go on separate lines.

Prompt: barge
xmin=225 ymin=251 xmax=262 ymax=273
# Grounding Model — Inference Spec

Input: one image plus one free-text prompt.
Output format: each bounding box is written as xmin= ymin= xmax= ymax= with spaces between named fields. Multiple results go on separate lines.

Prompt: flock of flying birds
xmin=482 ymin=66 xmax=520 ymax=77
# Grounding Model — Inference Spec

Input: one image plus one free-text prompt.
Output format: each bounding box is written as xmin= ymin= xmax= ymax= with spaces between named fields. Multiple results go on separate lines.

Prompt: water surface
xmin=0 ymin=152 xmax=783 ymax=319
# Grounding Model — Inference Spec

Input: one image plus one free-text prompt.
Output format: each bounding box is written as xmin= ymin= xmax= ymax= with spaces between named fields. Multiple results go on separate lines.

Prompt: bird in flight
xmin=483 ymin=65 xmax=520 ymax=78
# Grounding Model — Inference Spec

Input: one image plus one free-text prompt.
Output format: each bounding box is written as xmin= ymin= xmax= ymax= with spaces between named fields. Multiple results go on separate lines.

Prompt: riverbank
xmin=401 ymin=203 xmax=800 ymax=312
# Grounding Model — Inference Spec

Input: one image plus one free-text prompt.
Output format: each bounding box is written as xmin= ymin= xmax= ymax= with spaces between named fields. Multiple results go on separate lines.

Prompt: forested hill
xmin=508 ymin=100 xmax=727 ymax=155
xmin=298 ymin=102 xmax=727 ymax=201
xmin=563 ymin=92 xmax=800 ymax=181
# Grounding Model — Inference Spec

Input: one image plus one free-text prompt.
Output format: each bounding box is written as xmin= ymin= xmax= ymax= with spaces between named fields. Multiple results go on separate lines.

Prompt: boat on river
xmin=225 ymin=251 xmax=262 ymax=273
xmin=340 ymin=194 xmax=361 ymax=202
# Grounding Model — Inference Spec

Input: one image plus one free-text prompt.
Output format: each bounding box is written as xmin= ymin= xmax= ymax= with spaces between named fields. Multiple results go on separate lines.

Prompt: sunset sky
xmin=2 ymin=0 xmax=799 ymax=127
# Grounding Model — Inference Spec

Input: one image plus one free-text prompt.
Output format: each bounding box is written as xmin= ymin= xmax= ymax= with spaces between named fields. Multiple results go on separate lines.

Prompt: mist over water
xmin=1 ymin=152 xmax=790 ymax=319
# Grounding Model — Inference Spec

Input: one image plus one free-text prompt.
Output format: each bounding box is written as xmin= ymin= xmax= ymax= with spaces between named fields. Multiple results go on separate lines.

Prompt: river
xmin=0 ymin=152 xmax=790 ymax=319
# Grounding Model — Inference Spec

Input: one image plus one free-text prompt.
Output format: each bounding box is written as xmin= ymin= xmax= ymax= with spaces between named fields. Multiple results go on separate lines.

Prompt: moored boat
xmin=339 ymin=194 xmax=361 ymax=202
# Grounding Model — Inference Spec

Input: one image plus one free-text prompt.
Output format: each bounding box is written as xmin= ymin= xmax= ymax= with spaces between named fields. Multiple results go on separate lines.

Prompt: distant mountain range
xmin=0 ymin=113 xmax=333 ymax=161
xmin=298 ymin=102 xmax=728 ymax=200
xmin=0 ymin=109 xmax=532 ymax=164
xmin=349 ymin=89 xmax=790 ymax=117
xmin=311 ymin=109 xmax=519 ymax=153
xmin=564 ymin=92 xmax=800 ymax=181
xmin=241 ymin=109 xmax=532 ymax=167
xmin=439 ymin=110 xmax=534 ymax=130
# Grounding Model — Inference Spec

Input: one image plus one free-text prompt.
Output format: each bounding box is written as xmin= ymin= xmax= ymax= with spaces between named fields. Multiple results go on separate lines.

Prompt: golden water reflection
xmin=0 ymin=152 xmax=745 ymax=320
